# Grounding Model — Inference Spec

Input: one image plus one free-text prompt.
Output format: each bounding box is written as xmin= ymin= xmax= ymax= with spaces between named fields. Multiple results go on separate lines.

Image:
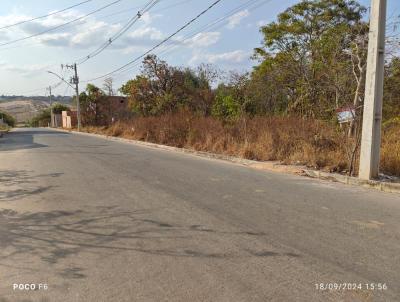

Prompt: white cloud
xmin=257 ymin=20 xmax=268 ymax=27
xmin=226 ymin=10 xmax=250 ymax=29
xmin=206 ymin=50 xmax=250 ymax=63
xmin=184 ymin=32 xmax=221 ymax=48
xmin=116 ymin=27 xmax=164 ymax=53
xmin=140 ymin=12 xmax=162 ymax=25
xmin=0 ymin=10 xmax=169 ymax=53
xmin=1 ymin=62 xmax=53 ymax=77
xmin=190 ymin=50 xmax=250 ymax=65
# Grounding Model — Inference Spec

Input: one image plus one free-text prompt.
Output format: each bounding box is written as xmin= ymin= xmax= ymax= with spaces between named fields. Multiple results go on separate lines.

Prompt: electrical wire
xmin=83 ymin=0 xmax=223 ymax=82
xmin=77 ymin=0 xmax=160 ymax=64
xmin=16 ymin=80 xmax=62 ymax=96
xmin=152 ymin=0 xmax=194 ymax=14
xmin=0 ymin=0 xmax=194 ymax=54
xmin=0 ymin=0 xmax=94 ymax=31
xmin=0 ymin=0 xmax=124 ymax=48
xmin=109 ymin=0 xmax=267 ymax=79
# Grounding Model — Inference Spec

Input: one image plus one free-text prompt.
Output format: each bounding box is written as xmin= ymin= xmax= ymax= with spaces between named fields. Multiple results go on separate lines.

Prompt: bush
xmin=212 ymin=93 xmax=241 ymax=121
xmin=0 ymin=111 xmax=16 ymax=127
xmin=29 ymin=108 xmax=51 ymax=127
xmin=52 ymin=103 xmax=69 ymax=114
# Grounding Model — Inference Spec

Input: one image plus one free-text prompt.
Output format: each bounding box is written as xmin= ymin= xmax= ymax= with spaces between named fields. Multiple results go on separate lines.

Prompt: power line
xmin=83 ymin=0 xmax=223 ymax=82
xmin=15 ymin=80 xmax=64 ymax=96
xmin=0 ymin=0 xmax=194 ymax=54
xmin=0 ymin=0 xmax=124 ymax=48
xmin=93 ymin=0 xmax=194 ymax=21
xmin=0 ymin=0 xmax=94 ymax=31
xmin=77 ymin=0 xmax=160 ymax=65
xmin=152 ymin=0 xmax=195 ymax=14
xmin=109 ymin=0 xmax=267 ymax=79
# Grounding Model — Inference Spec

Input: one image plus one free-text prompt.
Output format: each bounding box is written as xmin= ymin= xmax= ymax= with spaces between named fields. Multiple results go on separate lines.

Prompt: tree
xmin=384 ymin=57 xmax=400 ymax=120
xmin=103 ymin=77 xmax=115 ymax=96
xmin=253 ymin=0 xmax=367 ymax=119
xmin=78 ymin=84 xmax=106 ymax=126
xmin=212 ymin=86 xmax=241 ymax=121
xmin=51 ymin=103 xmax=70 ymax=114
xmin=29 ymin=109 xmax=51 ymax=127
xmin=0 ymin=111 xmax=16 ymax=127
xmin=120 ymin=54 xmax=216 ymax=116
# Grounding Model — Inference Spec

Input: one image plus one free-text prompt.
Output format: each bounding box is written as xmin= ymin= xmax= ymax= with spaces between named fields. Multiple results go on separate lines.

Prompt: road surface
xmin=0 ymin=128 xmax=399 ymax=302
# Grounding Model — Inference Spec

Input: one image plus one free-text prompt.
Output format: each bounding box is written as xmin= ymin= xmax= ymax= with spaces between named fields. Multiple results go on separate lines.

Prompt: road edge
xmin=52 ymin=128 xmax=400 ymax=194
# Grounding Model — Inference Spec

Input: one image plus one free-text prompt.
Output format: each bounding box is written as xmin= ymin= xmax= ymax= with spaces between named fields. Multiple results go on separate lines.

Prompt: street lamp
xmin=47 ymin=71 xmax=75 ymax=90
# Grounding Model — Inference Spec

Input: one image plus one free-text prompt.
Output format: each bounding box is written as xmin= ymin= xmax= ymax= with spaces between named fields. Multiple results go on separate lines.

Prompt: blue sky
xmin=0 ymin=0 xmax=398 ymax=96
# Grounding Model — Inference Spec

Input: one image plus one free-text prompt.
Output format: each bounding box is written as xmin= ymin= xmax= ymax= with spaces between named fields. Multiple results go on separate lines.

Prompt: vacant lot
xmin=81 ymin=113 xmax=400 ymax=177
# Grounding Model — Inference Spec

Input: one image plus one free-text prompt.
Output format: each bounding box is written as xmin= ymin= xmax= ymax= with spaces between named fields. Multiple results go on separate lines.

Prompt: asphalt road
xmin=0 ymin=128 xmax=399 ymax=302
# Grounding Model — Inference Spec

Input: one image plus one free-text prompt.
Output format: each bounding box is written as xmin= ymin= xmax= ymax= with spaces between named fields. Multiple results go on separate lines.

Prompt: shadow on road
xmin=0 ymin=170 xmax=61 ymax=202
xmin=0 ymin=205 xmax=300 ymax=282
xmin=0 ymin=129 xmax=70 ymax=152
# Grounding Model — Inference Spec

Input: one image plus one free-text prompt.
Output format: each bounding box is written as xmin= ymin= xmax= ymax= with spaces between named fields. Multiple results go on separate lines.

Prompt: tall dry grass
xmin=381 ymin=121 xmax=400 ymax=176
xmin=82 ymin=112 xmax=400 ymax=177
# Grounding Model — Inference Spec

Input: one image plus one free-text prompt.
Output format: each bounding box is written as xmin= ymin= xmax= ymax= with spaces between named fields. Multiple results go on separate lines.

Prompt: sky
xmin=0 ymin=0 xmax=399 ymax=96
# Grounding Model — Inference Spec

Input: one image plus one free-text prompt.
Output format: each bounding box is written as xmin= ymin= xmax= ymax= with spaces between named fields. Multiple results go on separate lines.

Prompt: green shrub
xmin=0 ymin=111 xmax=16 ymax=127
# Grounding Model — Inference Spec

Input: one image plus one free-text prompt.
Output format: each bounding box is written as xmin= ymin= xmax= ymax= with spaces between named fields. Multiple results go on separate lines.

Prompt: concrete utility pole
xmin=359 ymin=0 xmax=387 ymax=180
xmin=66 ymin=63 xmax=81 ymax=131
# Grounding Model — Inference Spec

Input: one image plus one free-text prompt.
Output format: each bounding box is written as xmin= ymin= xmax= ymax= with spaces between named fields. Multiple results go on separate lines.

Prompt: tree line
xmin=99 ymin=0 xmax=397 ymax=125
xmin=59 ymin=0 xmax=400 ymax=129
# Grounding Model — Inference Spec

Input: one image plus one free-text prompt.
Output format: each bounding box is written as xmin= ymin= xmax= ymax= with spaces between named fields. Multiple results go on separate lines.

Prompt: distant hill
xmin=0 ymin=97 xmax=71 ymax=124
xmin=0 ymin=95 xmax=72 ymax=105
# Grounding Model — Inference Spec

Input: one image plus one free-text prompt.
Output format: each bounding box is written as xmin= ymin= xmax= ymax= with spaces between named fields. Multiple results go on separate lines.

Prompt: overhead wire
xmin=82 ymin=0 xmax=223 ymax=82
xmin=0 ymin=0 xmax=194 ymax=54
xmin=0 ymin=0 xmax=94 ymax=31
xmin=108 ymin=0 xmax=268 ymax=80
xmin=0 ymin=0 xmax=124 ymax=48
xmin=77 ymin=0 xmax=160 ymax=65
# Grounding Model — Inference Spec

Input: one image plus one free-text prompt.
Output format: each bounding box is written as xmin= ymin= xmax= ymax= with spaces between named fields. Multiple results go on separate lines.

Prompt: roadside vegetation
xmin=0 ymin=110 xmax=15 ymax=129
xmin=28 ymin=103 xmax=69 ymax=127
xmin=33 ymin=0 xmax=400 ymax=176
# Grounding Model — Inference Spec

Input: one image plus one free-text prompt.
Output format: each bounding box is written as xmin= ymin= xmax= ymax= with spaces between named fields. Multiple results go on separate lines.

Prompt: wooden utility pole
xmin=359 ymin=0 xmax=387 ymax=180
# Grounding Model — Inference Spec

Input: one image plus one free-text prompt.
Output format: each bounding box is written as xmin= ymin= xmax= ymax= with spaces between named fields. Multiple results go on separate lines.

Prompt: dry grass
xmin=381 ymin=120 xmax=400 ymax=176
xmin=82 ymin=112 xmax=400 ymax=177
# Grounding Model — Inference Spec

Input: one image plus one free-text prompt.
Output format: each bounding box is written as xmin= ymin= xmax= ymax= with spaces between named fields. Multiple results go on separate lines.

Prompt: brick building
xmin=97 ymin=96 xmax=131 ymax=124
xmin=62 ymin=96 xmax=131 ymax=128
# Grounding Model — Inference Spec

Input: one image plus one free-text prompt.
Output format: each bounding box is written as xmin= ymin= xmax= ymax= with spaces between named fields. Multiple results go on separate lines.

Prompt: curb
xmin=303 ymin=169 xmax=400 ymax=194
xmin=53 ymin=128 xmax=259 ymax=166
xmin=53 ymin=128 xmax=400 ymax=194
xmin=0 ymin=129 xmax=9 ymax=137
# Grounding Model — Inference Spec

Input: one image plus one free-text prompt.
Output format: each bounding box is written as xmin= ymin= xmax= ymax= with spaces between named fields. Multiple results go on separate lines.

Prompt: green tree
xmin=384 ymin=57 xmax=400 ymax=120
xmin=0 ymin=111 xmax=16 ymax=127
xmin=120 ymin=55 xmax=216 ymax=116
xmin=51 ymin=103 xmax=69 ymax=114
xmin=29 ymin=109 xmax=51 ymax=127
xmin=212 ymin=84 xmax=241 ymax=120
xmin=253 ymin=0 xmax=367 ymax=118
xmin=77 ymin=84 xmax=106 ymax=125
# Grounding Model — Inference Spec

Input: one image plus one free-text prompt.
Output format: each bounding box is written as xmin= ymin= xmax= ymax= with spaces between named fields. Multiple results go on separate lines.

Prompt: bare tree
xmin=103 ymin=77 xmax=115 ymax=96
xmin=348 ymin=23 xmax=368 ymax=137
